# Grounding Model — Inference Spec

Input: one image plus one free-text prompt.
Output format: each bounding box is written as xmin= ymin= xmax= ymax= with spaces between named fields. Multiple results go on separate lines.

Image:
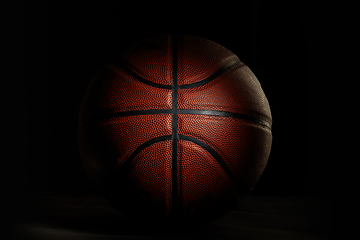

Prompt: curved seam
xmin=178 ymin=135 xmax=250 ymax=197
xmin=177 ymin=109 xmax=271 ymax=130
xmin=109 ymin=59 xmax=243 ymax=90
xmin=106 ymin=135 xmax=172 ymax=198
xmin=80 ymin=109 xmax=271 ymax=130
xmin=178 ymin=59 xmax=243 ymax=89
xmin=115 ymin=135 xmax=172 ymax=171
xmin=79 ymin=109 xmax=173 ymax=128
xmin=109 ymin=60 xmax=172 ymax=89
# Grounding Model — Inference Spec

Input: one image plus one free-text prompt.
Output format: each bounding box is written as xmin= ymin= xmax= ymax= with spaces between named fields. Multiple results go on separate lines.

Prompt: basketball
xmin=78 ymin=34 xmax=272 ymax=226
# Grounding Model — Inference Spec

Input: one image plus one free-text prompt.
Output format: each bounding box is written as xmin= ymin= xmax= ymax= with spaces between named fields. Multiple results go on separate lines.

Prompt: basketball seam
xmin=80 ymin=109 xmax=271 ymax=130
xmin=109 ymin=55 xmax=242 ymax=90
xmin=107 ymin=135 xmax=173 ymax=198
xmin=178 ymin=59 xmax=243 ymax=89
xmin=178 ymin=135 xmax=250 ymax=197
xmin=171 ymin=35 xmax=179 ymax=218
xmin=93 ymin=35 xmax=267 ymax=215
xmin=114 ymin=135 xmax=172 ymax=171
xmin=107 ymin=134 xmax=249 ymax=200
xmin=109 ymin=59 xmax=172 ymax=89
xmin=177 ymin=109 xmax=271 ymax=129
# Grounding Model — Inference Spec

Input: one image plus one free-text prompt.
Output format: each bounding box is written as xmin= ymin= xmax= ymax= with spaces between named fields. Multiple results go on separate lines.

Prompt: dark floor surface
xmin=13 ymin=192 xmax=332 ymax=240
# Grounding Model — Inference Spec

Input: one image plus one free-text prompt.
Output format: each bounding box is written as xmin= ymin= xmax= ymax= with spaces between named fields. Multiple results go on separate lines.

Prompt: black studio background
xmin=25 ymin=0 xmax=317 ymax=208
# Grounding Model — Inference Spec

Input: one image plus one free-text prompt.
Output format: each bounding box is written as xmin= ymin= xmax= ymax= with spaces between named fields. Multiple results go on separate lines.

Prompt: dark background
xmin=24 ymin=0 xmax=315 ymax=199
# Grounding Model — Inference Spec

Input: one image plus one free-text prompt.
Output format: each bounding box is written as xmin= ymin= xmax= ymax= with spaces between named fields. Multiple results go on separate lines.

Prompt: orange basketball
xmin=78 ymin=35 xmax=272 ymax=226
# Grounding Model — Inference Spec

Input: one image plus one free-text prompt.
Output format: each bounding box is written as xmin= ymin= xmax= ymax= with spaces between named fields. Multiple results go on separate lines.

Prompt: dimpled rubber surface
xmin=78 ymin=34 xmax=272 ymax=226
xmin=78 ymin=114 xmax=172 ymax=191
xmin=78 ymin=65 xmax=172 ymax=124
xmin=121 ymin=140 xmax=173 ymax=220
xmin=177 ymin=63 xmax=271 ymax=121
xmin=119 ymin=35 xmax=173 ymax=86
xmin=178 ymin=115 xmax=272 ymax=191
xmin=177 ymin=139 xmax=239 ymax=224
xmin=177 ymin=35 xmax=239 ymax=85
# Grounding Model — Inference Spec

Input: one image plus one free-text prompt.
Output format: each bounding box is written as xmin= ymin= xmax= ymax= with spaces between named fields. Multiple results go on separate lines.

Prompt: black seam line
xmin=107 ymin=135 xmax=172 ymax=198
xmin=111 ymin=58 xmax=242 ymax=90
xmin=177 ymin=109 xmax=272 ymax=129
xmin=111 ymin=59 xmax=172 ymax=89
xmin=171 ymin=35 xmax=179 ymax=217
xmin=178 ymin=59 xmax=243 ymax=89
xmin=106 ymin=133 xmax=249 ymax=199
xmin=80 ymin=109 xmax=172 ymax=127
xmin=80 ymin=109 xmax=271 ymax=130
xmin=117 ymin=135 xmax=172 ymax=172
xmin=178 ymin=135 xmax=250 ymax=197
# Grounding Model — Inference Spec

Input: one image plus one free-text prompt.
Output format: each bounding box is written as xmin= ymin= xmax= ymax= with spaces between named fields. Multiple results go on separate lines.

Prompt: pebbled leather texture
xmin=78 ymin=34 xmax=272 ymax=226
